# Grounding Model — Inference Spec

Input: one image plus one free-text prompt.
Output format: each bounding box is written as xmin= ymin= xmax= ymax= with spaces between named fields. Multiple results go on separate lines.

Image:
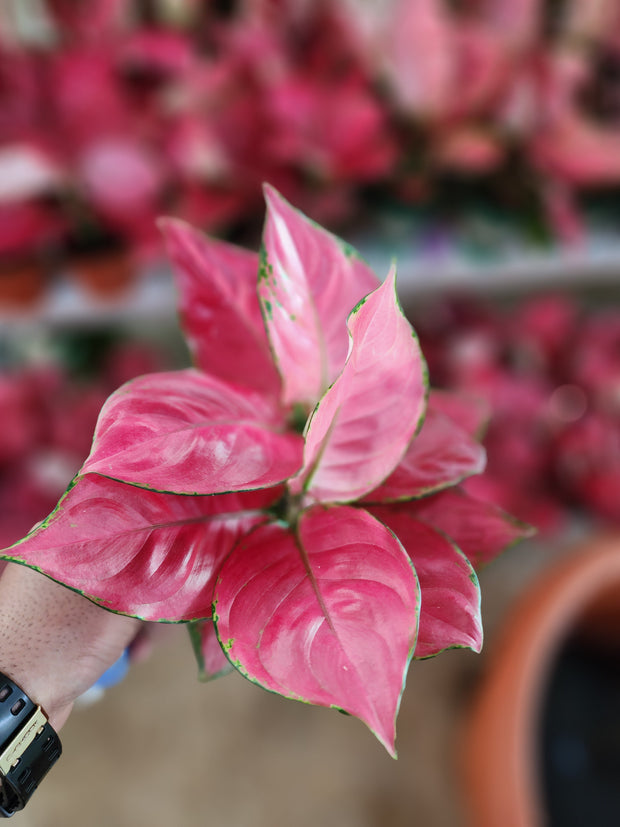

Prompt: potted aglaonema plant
xmin=0 ymin=185 xmax=531 ymax=756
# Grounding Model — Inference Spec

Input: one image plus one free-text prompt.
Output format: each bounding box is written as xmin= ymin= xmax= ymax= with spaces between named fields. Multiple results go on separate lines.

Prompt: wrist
xmin=0 ymin=562 xmax=141 ymax=816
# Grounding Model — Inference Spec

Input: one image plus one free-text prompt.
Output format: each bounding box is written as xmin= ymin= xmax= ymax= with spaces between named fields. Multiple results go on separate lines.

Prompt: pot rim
xmin=460 ymin=533 xmax=620 ymax=827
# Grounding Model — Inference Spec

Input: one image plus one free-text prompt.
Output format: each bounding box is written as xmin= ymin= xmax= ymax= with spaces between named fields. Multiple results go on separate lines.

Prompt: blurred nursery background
xmin=1 ymin=0 xmax=619 ymax=825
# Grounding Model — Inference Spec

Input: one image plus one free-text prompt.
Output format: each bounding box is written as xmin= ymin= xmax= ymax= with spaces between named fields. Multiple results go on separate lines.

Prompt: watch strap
xmin=0 ymin=673 xmax=62 ymax=817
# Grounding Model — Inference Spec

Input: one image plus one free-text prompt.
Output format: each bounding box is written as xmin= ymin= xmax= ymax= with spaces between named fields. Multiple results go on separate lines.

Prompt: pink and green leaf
xmin=160 ymin=218 xmax=280 ymax=397
xmin=81 ymin=369 xmax=303 ymax=494
xmin=291 ymin=266 xmax=427 ymax=503
xmin=370 ymin=507 xmax=482 ymax=657
xmin=0 ymin=475 xmax=279 ymax=621
xmin=408 ymin=487 xmax=536 ymax=569
xmin=213 ymin=505 xmax=420 ymax=756
xmin=188 ymin=619 xmax=234 ymax=681
xmin=364 ymin=406 xmax=486 ymax=502
xmin=259 ymin=185 xmax=380 ymax=407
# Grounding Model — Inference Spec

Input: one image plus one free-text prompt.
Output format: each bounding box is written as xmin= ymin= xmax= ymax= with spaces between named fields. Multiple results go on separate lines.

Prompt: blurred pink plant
xmin=414 ymin=292 xmax=620 ymax=533
xmin=2 ymin=0 xmax=620 ymax=273
xmin=45 ymin=0 xmax=127 ymax=41
xmin=346 ymin=0 xmax=620 ymax=233
xmin=0 ymin=41 xmax=43 ymax=142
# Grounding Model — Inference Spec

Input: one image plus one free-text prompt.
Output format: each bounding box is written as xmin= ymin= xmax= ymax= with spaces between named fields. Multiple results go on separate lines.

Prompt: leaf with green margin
xmin=160 ymin=218 xmax=281 ymax=397
xmin=369 ymin=507 xmax=482 ymax=658
xmin=363 ymin=405 xmax=486 ymax=503
xmin=290 ymin=266 xmax=427 ymax=503
xmin=0 ymin=474 xmax=278 ymax=621
xmin=407 ymin=487 xmax=536 ymax=570
xmin=259 ymin=184 xmax=379 ymax=407
xmin=81 ymin=369 xmax=303 ymax=494
xmin=213 ymin=504 xmax=420 ymax=757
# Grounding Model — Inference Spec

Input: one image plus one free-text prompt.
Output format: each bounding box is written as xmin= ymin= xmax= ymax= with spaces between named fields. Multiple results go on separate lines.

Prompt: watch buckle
xmin=0 ymin=708 xmax=47 ymax=776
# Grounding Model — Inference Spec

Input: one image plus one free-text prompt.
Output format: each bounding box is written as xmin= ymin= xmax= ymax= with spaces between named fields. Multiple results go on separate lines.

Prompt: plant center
xmin=268 ymin=488 xmax=304 ymax=527
xmin=289 ymin=403 xmax=310 ymax=435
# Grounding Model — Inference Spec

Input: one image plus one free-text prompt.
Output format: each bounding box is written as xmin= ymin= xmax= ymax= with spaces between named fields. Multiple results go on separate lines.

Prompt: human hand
xmin=0 ymin=562 xmax=141 ymax=730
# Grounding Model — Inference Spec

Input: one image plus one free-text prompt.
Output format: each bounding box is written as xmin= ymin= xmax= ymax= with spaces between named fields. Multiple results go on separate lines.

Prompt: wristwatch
xmin=0 ymin=673 xmax=62 ymax=817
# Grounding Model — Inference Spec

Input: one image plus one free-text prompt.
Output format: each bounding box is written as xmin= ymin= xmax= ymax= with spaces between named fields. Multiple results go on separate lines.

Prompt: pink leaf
xmin=160 ymin=218 xmax=280 ymax=397
xmin=1 ymin=474 xmax=278 ymax=621
xmin=408 ymin=487 xmax=535 ymax=569
xmin=383 ymin=0 xmax=455 ymax=118
xmin=79 ymin=138 xmax=165 ymax=220
xmin=427 ymin=389 xmax=490 ymax=438
xmin=214 ymin=505 xmax=419 ymax=756
xmin=484 ymin=0 xmax=541 ymax=48
xmin=434 ymin=125 xmax=503 ymax=174
xmin=450 ymin=23 xmax=512 ymax=118
xmin=188 ymin=620 xmax=233 ymax=681
xmin=259 ymin=185 xmax=379 ymax=406
xmin=365 ymin=406 xmax=486 ymax=502
xmin=531 ymin=116 xmax=620 ymax=186
xmin=371 ymin=508 xmax=482 ymax=657
xmin=81 ymin=370 xmax=303 ymax=494
xmin=292 ymin=266 xmax=427 ymax=503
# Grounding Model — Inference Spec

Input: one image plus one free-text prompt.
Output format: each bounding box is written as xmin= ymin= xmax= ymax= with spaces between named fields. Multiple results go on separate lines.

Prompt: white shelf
xmin=0 ymin=263 xmax=177 ymax=332
xmin=356 ymin=229 xmax=620 ymax=299
xmin=2 ymin=232 xmax=619 ymax=332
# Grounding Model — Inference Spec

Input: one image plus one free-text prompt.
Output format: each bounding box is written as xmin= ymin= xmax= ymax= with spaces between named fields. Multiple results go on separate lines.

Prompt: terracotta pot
xmin=69 ymin=250 xmax=135 ymax=298
xmin=0 ymin=260 xmax=46 ymax=310
xmin=460 ymin=533 xmax=620 ymax=827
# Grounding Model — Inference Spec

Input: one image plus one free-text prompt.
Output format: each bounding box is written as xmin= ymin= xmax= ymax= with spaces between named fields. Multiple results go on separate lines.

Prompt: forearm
xmin=0 ymin=563 xmax=140 ymax=731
